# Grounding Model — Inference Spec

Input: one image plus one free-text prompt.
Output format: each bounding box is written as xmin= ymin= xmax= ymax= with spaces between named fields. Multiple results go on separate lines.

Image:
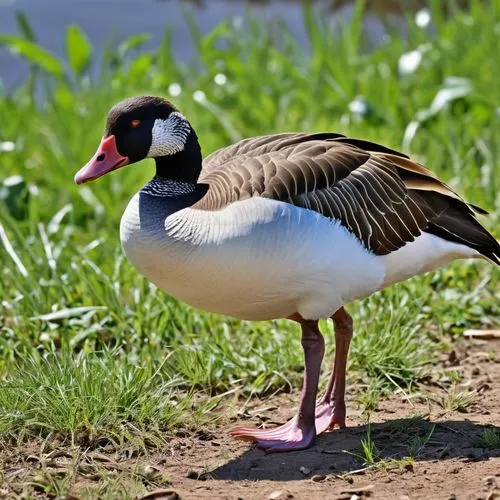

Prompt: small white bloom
xmin=214 ymin=73 xmax=227 ymax=86
xmin=168 ymin=83 xmax=182 ymax=97
xmin=40 ymin=332 xmax=50 ymax=342
xmin=348 ymin=98 xmax=368 ymax=116
xmin=3 ymin=175 xmax=23 ymax=186
xmin=193 ymin=90 xmax=206 ymax=103
xmin=415 ymin=9 xmax=431 ymax=28
xmin=398 ymin=50 xmax=422 ymax=75
xmin=0 ymin=141 xmax=16 ymax=152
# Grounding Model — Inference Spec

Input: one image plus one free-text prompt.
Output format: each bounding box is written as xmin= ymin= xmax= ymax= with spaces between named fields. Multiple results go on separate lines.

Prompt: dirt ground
xmin=2 ymin=339 xmax=500 ymax=500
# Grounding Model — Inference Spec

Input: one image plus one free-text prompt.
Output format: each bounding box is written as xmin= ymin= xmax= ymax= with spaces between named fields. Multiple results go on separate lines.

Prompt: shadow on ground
xmin=211 ymin=417 xmax=500 ymax=481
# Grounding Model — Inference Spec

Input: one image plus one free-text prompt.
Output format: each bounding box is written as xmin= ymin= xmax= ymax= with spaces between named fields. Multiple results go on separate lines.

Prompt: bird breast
xmin=120 ymin=192 xmax=386 ymax=321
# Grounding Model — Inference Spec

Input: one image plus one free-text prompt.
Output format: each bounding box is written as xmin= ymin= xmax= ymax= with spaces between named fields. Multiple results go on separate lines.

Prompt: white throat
xmin=147 ymin=112 xmax=190 ymax=157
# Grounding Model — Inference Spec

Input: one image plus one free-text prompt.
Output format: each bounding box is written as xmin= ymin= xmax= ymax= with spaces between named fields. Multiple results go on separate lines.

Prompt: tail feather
xmin=388 ymin=155 xmax=499 ymax=266
xmin=424 ymin=204 xmax=500 ymax=266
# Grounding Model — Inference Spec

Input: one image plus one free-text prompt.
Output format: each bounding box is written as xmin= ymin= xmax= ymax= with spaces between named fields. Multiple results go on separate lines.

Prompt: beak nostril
xmin=96 ymin=153 xmax=106 ymax=161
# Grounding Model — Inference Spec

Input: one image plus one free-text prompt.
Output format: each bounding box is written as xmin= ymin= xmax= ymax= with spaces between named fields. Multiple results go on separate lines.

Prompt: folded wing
xmin=196 ymin=134 xmax=499 ymax=263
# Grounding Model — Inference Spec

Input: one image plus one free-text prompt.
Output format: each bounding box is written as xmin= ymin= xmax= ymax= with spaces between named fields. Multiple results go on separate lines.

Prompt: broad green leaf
xmin=0 ymin=35 xmax=64 ymax=77
xmin=118 ymin=33 xmax=151 ymax=58
xmin=66 ymin=25 xmax=92 ymax=76
xmin=128 ymin=53 xmax=155 ymax=81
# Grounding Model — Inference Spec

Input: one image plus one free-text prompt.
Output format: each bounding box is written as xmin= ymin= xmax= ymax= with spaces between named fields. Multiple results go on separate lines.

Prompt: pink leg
xmin=314 ymin=307 xmax=353 ymax=434
xmin=230 ymin=316 xmax=325 ymax=452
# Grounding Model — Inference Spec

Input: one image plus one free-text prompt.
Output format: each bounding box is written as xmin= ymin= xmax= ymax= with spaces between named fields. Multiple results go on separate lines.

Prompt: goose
xmin=75 ymin=95 xmax=500 ymax=453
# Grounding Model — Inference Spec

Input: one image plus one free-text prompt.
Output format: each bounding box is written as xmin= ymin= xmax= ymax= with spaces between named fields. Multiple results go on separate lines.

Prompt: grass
xmin=0 ymin=348 xmax=202 ymax=448
xmin=0 ymin=0 xmax=499 ymax=485
xmin=435 ymin=386 xmax=477 ymax=413
xmin=477 ymin=427 xmax=500 ymax=449
xmin=352 ymin=415 xmax=436 ymax=470
xmin=356 ymin=423 xmax=381 ymax=466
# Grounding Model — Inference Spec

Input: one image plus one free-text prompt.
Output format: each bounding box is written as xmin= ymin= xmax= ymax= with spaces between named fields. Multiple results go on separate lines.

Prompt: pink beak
xmin=74 ymin=135 xmax=129 ymax=184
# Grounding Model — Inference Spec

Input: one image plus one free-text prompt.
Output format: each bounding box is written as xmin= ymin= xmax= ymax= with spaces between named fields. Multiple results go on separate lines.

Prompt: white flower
xmin=193 ymin=90 xmax=206 ymax=103
xmin=214 ymin=73 xmax=227 ymax=86
xmin=168 ymin=83 xmax=182 ymax=97
xmin=348 ymin=98 xmax=368 ymax=116
xmin=415 ymin=9 xmax=431 ymax=28
xmin=0 ymin=141 xmax=16 ymax=152
xmin=398 ymin=50 xmax=422 ymax=75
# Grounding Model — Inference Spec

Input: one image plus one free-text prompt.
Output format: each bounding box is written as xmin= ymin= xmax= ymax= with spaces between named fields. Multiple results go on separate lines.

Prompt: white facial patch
xmin=147 ymin=112 xmax=190 ymax=157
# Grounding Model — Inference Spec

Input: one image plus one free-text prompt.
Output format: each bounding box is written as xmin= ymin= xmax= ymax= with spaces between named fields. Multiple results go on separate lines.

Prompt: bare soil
xmin=2 ymin=340 xmax=500 ymax=500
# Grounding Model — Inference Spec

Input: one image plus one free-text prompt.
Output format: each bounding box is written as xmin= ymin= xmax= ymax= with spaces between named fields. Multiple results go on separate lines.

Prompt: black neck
xmin=154 ymin=130 xmax=202 ymax=183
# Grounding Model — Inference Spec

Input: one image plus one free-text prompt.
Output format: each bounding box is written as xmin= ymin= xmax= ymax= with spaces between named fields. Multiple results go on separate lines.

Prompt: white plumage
xmin=120 ymin=190 xmax=478 ymax=321
xmin=147 ymin=113 xmax=190 ymax=157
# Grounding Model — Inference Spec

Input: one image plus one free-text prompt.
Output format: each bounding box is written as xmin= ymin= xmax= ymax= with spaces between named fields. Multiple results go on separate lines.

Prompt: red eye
xmin=130 ymin=119 xmax=141 ymax=128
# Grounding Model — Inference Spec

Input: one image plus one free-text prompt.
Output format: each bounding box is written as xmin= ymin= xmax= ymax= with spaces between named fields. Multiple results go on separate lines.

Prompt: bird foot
xmin=229 ymin=399 xmax=345 ymax=452
xmin=314 ymin=399 xmax=346 ymax=434
xmin=229 ymin=416 xmax=315 ymax=452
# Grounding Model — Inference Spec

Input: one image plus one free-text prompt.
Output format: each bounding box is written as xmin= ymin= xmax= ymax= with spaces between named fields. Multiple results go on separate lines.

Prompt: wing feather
xmin=194 ymin=133 xmax=499 ymax=259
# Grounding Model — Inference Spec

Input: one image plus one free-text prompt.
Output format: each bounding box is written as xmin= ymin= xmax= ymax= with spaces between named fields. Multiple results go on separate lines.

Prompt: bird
xmin=75 ymin=95 xmax=499 ymax=453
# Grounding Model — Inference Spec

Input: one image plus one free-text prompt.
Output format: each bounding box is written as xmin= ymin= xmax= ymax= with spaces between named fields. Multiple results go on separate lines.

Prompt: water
xmin=0 ymin=0 xmax=400 ymax=91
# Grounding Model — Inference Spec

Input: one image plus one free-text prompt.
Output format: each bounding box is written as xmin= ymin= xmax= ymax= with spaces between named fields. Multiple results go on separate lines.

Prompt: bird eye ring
xmin=130 ymin=119 xmax=141 ymax=128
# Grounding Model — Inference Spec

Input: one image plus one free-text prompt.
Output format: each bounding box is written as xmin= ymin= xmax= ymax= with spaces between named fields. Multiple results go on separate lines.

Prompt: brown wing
xmin=201 ymin=132 xmax=346 ymax=176
xmin=196 ymin=134 xmax=500 ymax=262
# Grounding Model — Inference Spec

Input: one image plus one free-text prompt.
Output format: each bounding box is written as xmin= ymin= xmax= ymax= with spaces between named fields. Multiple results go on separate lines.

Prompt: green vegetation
xmin=351 ymin=416 xmax=435 ymax=470
xmin=0 ymin=0 xmax=499 ymax=457
xmin=476 ymin=427 xmax=500 ymax=449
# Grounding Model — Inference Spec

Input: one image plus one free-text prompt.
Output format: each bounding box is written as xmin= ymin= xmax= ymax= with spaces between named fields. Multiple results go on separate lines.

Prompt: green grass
xmin=476 ymin=427 xmax=500 ymax=449
xmin=0 ymin=347 xmax=201 ymax=447
xmin=435 ymin=386 xmax=477 ymax=413
xmin=0 ymin=0 xmax=499 ymax=459
xmin=351 ymin=415 xmax=436 ymax=470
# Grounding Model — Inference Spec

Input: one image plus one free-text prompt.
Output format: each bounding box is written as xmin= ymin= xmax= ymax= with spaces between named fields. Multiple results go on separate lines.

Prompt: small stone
xmin=448 ymin=495 xmax=456 ymax=500
xmin=186 ymin=470 xmax=199 ymax=479
xmin=299 ymin=466 xmax=311 ymax=475
xmin=448 ymin=350 xmax=458 ymax=365
xmin=484 ymin=476 xmax=497 ymax=488
xmin=142 ymin=465 xmax=159 ymax=476
xmin=477 ymin=383 xmax=491 ymax=393
xmin=311 ymin=474 xmax=326 ymax=482
xmin=268 ymin=491 xmax=283 ymax=500
xmin=140 ymin=489 xmax=179 ymax=500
